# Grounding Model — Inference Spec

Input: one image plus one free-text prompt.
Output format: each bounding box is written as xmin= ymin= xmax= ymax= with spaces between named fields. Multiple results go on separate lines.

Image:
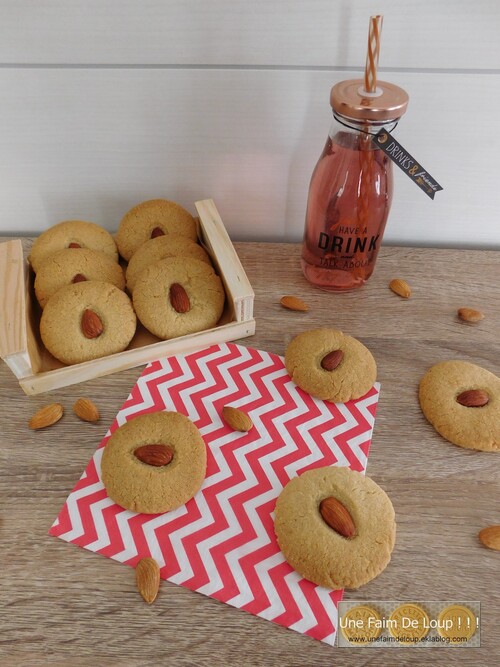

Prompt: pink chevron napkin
xmin=50 ymin=342 xmax=380 ymax=646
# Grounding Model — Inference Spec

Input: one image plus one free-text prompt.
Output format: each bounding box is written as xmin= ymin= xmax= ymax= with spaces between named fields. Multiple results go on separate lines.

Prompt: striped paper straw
xmin=364 ymin=15 xmax=383 ymax=93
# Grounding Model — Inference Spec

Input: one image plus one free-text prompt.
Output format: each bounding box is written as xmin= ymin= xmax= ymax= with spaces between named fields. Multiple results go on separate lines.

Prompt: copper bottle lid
xmin=330 ymin=79 xmax=409 ymax=122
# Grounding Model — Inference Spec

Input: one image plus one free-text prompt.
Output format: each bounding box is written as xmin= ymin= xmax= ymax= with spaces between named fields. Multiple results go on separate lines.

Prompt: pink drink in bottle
xmin=301 ymin=73 xmax=408 ymax=291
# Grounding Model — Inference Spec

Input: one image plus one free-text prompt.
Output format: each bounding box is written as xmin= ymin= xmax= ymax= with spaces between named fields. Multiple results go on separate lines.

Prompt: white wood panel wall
xmin=0 ymin=1 xmax=499 ymax=249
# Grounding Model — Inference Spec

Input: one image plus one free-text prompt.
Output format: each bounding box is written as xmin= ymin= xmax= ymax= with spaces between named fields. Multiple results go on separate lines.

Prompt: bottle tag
xmin=374 ymin=129 xmax=443 ymax=200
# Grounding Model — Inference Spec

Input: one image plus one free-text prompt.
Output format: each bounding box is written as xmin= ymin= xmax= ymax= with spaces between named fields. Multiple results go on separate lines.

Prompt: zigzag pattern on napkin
xmin=50 ymin=343 xmax=379 ymax=645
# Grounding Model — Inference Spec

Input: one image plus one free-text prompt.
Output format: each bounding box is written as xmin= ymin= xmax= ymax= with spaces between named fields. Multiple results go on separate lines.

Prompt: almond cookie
xmin=40 ymin=281 xmax=136 ymax=364
xmin=126 ymin=234 xmax=212 ymax=292
xmin=101 ymin=411 xmax=207 ymax=514
xmin=274 ymin=466 xmax=396 ymax=589
xmin=419 ymin=360 xmax=500 ymax=452
xmin=116 ymin=199 xmax=198 ymax=261
xmin=133 ymin=257 xmax=225 ymax=340
xmin=34 ymin=248 xmax=125 ymax=308
xmin=29 ymin=220 xmax=118 ymax=272
xmin=284 ymin=328 xmax=376 ymax=403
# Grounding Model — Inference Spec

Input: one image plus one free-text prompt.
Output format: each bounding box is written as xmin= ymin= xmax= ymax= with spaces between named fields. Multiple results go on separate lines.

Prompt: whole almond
xmin=136 ymin=557 xmax=161 ymax=604
xmin=81 ymin=309 xmax=104 ymax=339
xmin=478 ymin=525 xmax=500 ymax=551
xmin=321 ymin=349 xmax=344 ymax=371
xmin=169 ymin=282 xmax=190 ymax=313
xmin=389 ymin=278 xmax=411 ymax=299
xmin=319 ymin=497 xmax=356 ymax=539
xmin=29 ymin=403 xmax=64 ymax=430
xmin=222 ymin=406 xmax=253 ymax=432
xmin=151 ymin=226 xmax=165 ymax=239
xmin=456 ymin=389 xmax=489 ymax=408
xmin=68 ymin=242 xmax=81 ymax=248
xmin=280 ymin=295 xmax=309 ymax=312
xmin=458 ymin=307 xmax=484 ymax=323
xmin=134 ymin=444 xmax=174 ymax=467
xmin=73 ymin=398 xmax=100 ymax=423
xmin=72 ymin=273 xmax=87 ymax=283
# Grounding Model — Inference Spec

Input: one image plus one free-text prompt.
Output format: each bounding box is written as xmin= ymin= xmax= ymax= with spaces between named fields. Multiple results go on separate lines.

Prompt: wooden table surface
xmin=1 ymin=241 xmax=499 ymax=667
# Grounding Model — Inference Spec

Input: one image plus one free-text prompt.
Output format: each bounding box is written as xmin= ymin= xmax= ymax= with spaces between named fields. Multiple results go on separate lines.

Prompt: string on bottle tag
xmin=332 ymin=114 xmax=399 ymax=136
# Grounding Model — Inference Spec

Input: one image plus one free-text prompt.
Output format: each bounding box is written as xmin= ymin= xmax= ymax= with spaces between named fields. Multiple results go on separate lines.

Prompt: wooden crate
xmin=0 ymin=199 xmax=255 ymax=395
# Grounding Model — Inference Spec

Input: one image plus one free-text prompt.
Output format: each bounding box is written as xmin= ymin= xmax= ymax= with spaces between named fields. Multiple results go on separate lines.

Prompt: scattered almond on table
xmin=28 ymin=403 xmax=64 ymax=430
xmin=280 ymin=295 xmax=309 ymax=312
xmin=389 ymin=278 xmax=411 ymax=299
xmin=73 ymin=398 xmax=100 ymax=423
xmin=478 ymin=525 xmax=500 ymax=551
xmin=458 ymin=307 xmax=484 ymax=323
xmin=222 ymin=405 xmax=253 ymax=432
xmin=136 ymin=557 xmax=161 ymax=604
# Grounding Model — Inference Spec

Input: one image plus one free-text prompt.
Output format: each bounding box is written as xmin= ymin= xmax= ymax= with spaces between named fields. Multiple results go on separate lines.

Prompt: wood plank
xmin=196 ymin=199 xmax=255 ymax=321
xmin=0 ymin=68 xmax=497 ymax=248
xmin=18 ymin=319 xmax=256 ymax=395
xmin=0 ymin=239 xmax=31 ymax=375
xmin=0 ymin=240 xmax=498 ymax=666
xmin=0 ymin=0 xmax=498 ymax=70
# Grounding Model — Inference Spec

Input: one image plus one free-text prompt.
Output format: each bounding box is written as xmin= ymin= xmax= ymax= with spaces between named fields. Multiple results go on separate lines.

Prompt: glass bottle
xmin=301 ymin=79 xmax=409 ymax=291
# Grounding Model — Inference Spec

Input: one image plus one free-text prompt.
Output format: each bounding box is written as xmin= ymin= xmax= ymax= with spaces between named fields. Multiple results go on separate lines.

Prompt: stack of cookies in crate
xmin=0 ymin=198 xmax=255 ymax=394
